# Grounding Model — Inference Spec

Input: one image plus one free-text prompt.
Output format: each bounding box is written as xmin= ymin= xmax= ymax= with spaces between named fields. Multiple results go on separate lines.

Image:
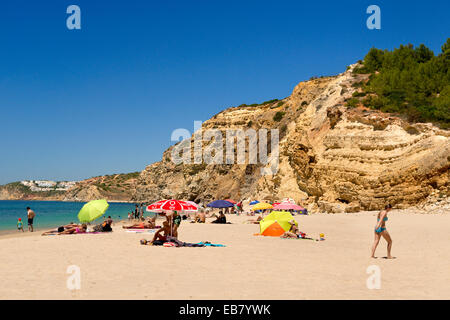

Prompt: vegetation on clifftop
xmin=0 ymin=182 xmax=66 ymax=198
xmin=351 ymin=39 xmax=450 ymax=128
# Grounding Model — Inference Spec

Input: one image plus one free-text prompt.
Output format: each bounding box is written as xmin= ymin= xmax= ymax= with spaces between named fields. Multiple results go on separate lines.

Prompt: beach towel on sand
xmin=150 ymin=236 xmax=226 ymax=247
xmin=125 ymin=229 xmax=156 ymax=233
xmin=197 ymin=242 xmax=226 ymax=247
xmin=45 ymin=231 xmax=103 ymax=236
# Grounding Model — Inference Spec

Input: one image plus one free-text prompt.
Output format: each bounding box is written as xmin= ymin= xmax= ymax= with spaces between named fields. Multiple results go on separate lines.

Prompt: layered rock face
xmin=133 ymin=66 xmax=450 ymax=212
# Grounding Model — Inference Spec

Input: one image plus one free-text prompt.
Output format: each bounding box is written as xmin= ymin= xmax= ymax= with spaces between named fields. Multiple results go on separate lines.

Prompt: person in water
xmin=371 ymin=204 xmax=394 ymax=259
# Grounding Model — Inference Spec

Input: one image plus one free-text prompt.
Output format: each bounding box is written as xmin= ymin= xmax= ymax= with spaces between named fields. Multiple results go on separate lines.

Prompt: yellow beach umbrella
xmin=259 ymin=211 xmax=297 ymax=236
xmin=78 ymin=199 xmax=109 ymax=223
xmin=251 ymin=202 xmax=273 ymax=211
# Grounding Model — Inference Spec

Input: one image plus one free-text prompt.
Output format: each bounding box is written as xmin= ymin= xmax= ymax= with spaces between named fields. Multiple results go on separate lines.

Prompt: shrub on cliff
xmin=273 ymin=111 xmax=285 ymax=122
xmin=353 ymin=39 xmax=450 ymax=128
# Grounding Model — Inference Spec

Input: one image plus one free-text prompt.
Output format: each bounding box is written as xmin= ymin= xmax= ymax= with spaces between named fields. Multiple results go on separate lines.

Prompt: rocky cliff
xmin=0 ymin=173 xmax=139 ymax=202
xmin=2 ymin=65 xmax=448 ymax=211
xmin=133 ymin=65 xmax=450 ymax=212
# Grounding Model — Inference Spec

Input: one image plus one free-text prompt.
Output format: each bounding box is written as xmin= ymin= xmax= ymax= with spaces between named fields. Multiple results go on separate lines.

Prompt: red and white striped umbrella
xmin=185 ymin=201 xmax=200 ymax=208
xmin=146 ymin=199 xmax=198 ymax=213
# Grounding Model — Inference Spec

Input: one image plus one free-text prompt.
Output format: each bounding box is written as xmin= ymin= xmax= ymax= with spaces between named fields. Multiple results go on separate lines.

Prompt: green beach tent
xmin=78 ymin=199 xmax=109 ymax=223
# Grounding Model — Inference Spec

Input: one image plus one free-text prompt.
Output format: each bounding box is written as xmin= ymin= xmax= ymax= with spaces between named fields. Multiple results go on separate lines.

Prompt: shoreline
xmin=1 ymin=207 xmax=447 ymax=237
xmin=0 ymin=208 xmax=446 ymax=238
xmin=0 ymin=218 xmax=136 ymax=239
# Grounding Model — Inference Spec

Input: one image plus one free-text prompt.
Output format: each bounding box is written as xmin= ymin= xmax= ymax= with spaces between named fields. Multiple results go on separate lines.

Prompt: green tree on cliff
xmin=353 ymin=39 xmax=450 ymax=128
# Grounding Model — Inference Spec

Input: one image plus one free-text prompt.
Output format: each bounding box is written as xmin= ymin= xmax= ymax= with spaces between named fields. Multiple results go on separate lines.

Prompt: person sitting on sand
xmin=370 ymin=204 xmax=394 ymax=259
xmin=147 ymin=221 xmax=172 ymax=244
xmin=93 ymin=219 xmax=113 ymax=232
xmin=191 ymin=211 xmax=206 ymax=223
xmin=58 ymin=224 xmax=87 ymax=235
xmin=211 ymin=211 xmax=227 ymax=224
xmin=123 ymin=217 xmax=156 ymax=229
xmin=281 ymin=220 xmax=302 ymax=238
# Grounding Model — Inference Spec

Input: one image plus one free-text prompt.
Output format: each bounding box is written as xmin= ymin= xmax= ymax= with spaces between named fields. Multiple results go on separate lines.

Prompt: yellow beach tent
xmin=259 ymin=211 xmax=297 ymax=236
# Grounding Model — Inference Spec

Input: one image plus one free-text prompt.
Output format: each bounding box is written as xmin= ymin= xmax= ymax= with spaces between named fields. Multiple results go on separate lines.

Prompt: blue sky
xmin=0 ymin=0 xmax=448 ymax=184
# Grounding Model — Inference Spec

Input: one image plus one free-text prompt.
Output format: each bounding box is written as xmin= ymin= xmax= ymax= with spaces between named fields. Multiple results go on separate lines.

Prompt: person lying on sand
xmin=123 ymin=217 xmax=156 ymax=229
xmin=139 ymin=236 xmax=205 ymax=247
xmin=58 ymin=224 xmax=87 ymax=235
xmin=247 ymin=215 xmax=263 ymax=224
xmin=41 ymin=223 xmax=81 ymax=236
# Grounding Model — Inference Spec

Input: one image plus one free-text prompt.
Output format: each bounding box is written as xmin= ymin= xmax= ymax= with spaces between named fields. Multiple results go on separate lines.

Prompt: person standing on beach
xmin=370 ymin=204 xmax=394 ymax=259
xmin=134 ymin=204 xmax=139 ymax=220
xmin=26 ymin=207 xmax=36 ymax=232
xmin=17 ymin=218 xmax=24 ymax=232
xmin=139 ymin=203 xmax=144 ymax=220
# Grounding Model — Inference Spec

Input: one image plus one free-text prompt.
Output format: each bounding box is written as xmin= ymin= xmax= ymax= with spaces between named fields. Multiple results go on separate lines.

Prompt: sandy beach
xmin=1 ymin=210 xmax=449 ymax=300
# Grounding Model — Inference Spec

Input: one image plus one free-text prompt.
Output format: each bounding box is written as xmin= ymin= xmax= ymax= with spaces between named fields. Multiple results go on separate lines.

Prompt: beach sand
xmin=0 ymin=210 xmax=449 ymax=300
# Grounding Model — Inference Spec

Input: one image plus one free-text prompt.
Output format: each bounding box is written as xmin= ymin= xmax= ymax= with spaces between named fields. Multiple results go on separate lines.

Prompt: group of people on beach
xmin=22 ymin=200 xmax=394 ymax=258
xmin=191 ymin=210 xmax=228 ymax=224
xmin=40 ymin=216 xmax=114 ymax=236
xmin=127 ymin=203 xmax=145 ymax=220
xmin=16 ymin=207 xmax=36 ymax=233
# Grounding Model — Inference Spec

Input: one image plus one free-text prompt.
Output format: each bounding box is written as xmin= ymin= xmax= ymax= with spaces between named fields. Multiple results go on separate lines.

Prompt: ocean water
xmin=0 ymin=200 xmax=147 ymax=231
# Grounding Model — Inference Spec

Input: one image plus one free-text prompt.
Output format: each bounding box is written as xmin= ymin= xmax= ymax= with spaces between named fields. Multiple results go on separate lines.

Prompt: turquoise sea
xmin=0 ymin=200 xmax=144 ymax=231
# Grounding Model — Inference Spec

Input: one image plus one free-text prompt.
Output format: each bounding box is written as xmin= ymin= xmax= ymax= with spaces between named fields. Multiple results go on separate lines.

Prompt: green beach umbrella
xmin=78 ymin=199 xmax=109 ymax=223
